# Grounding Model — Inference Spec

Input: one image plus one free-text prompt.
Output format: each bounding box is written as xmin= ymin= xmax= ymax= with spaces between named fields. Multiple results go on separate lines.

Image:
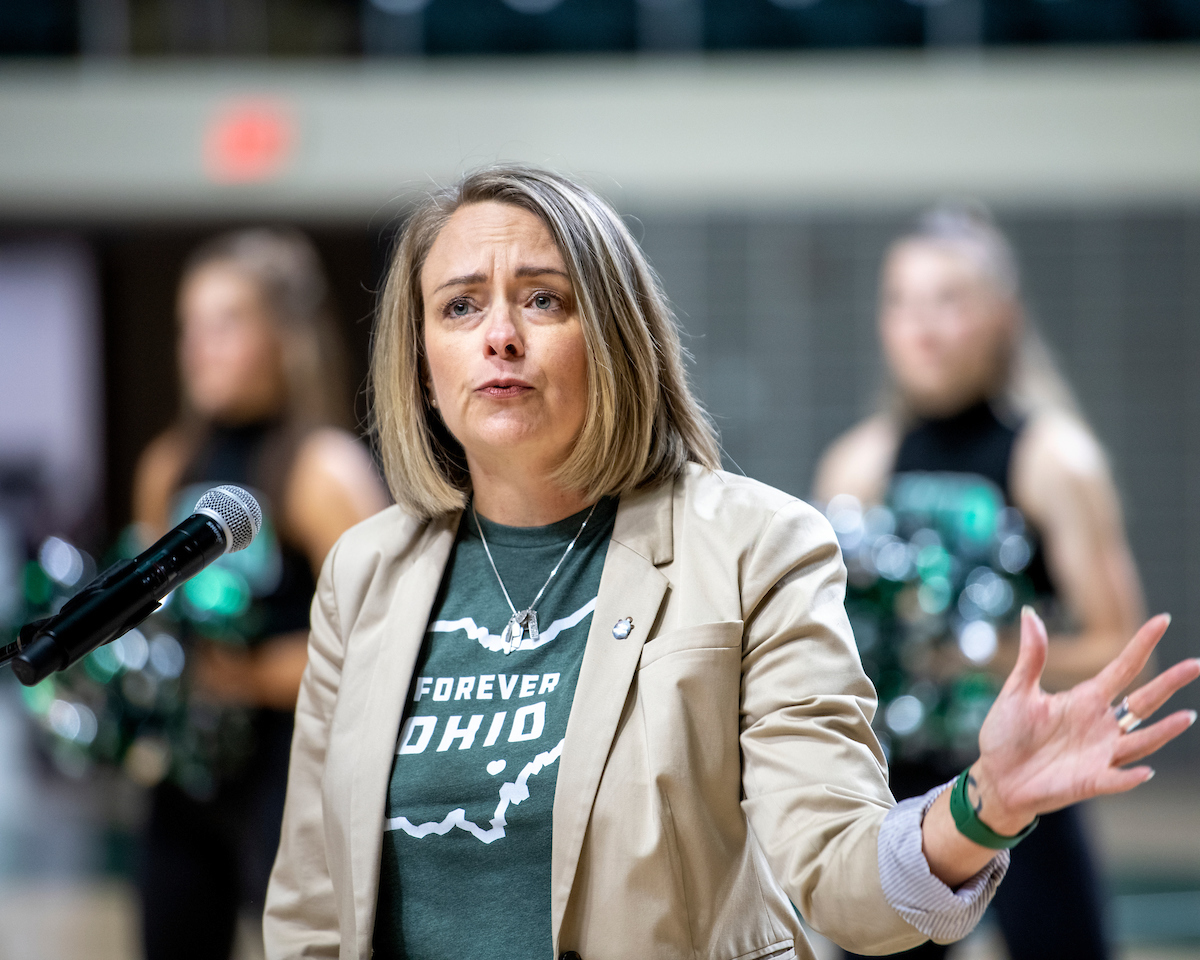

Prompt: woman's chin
xmin=190 ymin=392 xmax=280 ymax=424
xmin=902 ymin=381 xmax=987 ymax=419
xmin=460 ymin=422 xmax=572 ymax=465
xmin=188 ymin=396 xmax=238 ymax=420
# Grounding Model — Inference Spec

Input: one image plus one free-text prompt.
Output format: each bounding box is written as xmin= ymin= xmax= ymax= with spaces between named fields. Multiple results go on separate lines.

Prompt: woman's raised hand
xmin=969 ymin=608 xmax=1199 ymax=835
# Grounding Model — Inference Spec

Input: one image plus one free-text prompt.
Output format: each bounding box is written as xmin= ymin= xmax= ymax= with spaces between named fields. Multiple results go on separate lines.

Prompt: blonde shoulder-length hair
xmin=371 ymin=165 xmax=720 ymax=519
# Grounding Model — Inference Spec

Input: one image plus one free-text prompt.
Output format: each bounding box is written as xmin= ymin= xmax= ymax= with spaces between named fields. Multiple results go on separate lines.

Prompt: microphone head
xmin=194 ymin=485 xmax=262 ymax=553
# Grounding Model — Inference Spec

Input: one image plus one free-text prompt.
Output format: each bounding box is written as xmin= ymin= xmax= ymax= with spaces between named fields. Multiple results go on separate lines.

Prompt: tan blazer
xmin=264 ymin=464 xmax=927 ymax=960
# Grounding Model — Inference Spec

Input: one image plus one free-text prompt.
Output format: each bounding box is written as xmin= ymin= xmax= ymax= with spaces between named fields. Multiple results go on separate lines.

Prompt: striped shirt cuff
xmin=877 ymin=779 xmax=1009 ymax=944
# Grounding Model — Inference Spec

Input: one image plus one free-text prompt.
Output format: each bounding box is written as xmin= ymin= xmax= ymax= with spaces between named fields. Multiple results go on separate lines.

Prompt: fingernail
xmin=1163 ymin=613 xmax=1172 ymax=626
xmin=1022 ymin=604 xmax=1035 ymax=618
xmin=1145 ymin=768 xmax=1156 ymax=781
xmin=1187 ymin=711 xmax=1197 ymax=727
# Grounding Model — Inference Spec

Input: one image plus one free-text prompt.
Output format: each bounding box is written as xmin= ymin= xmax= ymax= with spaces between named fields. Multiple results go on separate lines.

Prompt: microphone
xmin=1 ymin=485 xmax=261 ymax=687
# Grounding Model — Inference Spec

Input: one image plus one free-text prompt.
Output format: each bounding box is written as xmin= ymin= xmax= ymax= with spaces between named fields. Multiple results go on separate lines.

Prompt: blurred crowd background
xmin=2 ymin=1 xmax=1199 ymax=958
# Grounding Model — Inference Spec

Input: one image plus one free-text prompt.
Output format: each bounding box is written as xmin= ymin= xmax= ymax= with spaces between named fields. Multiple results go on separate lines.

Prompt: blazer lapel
xmin=550 ymin=479 xmax=675 ymax=946
xmin=345 ymin=512 xmax=460 ymax=953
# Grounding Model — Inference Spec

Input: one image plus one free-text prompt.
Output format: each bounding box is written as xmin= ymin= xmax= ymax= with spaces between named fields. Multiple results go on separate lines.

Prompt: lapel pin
xmin=612 ymin=617 xmax=634 ymax=639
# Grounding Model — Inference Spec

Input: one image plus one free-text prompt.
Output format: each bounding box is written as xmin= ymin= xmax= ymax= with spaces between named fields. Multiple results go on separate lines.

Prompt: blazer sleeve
xmin=264 ymin=540 xmax=346 ymax=959
xmin=738 ymin=499 xmax=928 ymax=955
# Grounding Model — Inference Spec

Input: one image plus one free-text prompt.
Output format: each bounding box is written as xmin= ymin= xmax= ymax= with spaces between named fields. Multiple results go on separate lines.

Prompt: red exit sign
xmin=203 ymin=98 xmax=295 ymax=184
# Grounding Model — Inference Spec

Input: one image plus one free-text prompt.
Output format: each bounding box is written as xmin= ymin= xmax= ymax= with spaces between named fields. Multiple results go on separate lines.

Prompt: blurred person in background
xmin=132 ymin=228 xmax=388 ymax=960
xmin=814 ymin=205 xmax=1144 ymax=960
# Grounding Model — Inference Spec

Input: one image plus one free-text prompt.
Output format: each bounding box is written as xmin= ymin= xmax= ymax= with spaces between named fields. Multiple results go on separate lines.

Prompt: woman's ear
xmin=1008 ymin=301 xmax=1025 ymax=342
xmin=998 ymin=299 xmax=1024 ymax=359
xmin=418 ymin=357 xmax=438 ymax=409
xmin=989 ymin=298 xmax=1023 ymax=397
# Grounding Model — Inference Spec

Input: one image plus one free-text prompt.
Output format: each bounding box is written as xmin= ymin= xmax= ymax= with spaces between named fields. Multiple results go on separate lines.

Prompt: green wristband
xmin=948 ymin=768 xmax=1039 ymax=850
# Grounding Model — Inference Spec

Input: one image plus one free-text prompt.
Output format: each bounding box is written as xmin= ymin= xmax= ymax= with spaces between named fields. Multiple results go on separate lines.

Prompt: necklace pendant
xmin=473 ymin=500 xmax=599 ymax=657
xmin=501 ymin=609 xmax=539 ymax=654
xmin=502 ymin=614 xmax=523 ymax=655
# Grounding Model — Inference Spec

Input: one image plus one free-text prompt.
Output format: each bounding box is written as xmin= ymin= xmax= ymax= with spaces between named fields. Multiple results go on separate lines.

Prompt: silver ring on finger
xmin=1114 ymin=696 xmax=1143 ymax=734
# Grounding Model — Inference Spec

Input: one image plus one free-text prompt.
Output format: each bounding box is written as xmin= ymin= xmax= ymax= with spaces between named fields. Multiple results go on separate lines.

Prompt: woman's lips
xmin=478 ymin=381 xmax=533 ymax=399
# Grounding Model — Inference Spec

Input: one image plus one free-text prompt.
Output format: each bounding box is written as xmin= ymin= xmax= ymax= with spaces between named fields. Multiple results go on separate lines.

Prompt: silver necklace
xmin=473 ymin=501 xmax=599 ymax=656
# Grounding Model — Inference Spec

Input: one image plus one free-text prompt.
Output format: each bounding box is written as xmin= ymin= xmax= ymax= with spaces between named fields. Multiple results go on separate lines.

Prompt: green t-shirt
xmin=373 ymin=498 xmax=617 ymax=960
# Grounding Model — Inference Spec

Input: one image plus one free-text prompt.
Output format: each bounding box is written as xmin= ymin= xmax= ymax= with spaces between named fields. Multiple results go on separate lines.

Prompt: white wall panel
xmin=1 ymin=49 xmax=1199 ymax=218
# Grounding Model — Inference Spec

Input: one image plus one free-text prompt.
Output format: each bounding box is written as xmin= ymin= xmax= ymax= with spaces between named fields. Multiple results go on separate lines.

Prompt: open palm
xmin=975 ymin=609 xmax=1199 ymax=827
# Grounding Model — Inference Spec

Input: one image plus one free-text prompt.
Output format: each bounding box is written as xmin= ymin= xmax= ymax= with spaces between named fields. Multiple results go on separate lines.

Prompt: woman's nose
xmin=483 ymin=301 xmax=524 ymax=358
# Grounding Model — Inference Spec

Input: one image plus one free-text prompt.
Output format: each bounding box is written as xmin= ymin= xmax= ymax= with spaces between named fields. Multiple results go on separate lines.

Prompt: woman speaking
xmin=264 ymin=167 xmax=1197 ymax=960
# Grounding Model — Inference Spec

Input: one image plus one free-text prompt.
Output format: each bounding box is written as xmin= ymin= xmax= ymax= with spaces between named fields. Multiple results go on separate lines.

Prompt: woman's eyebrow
xmin=514 ymin=266 xmax=570 ymax=280
xmin=434 ymin=266 xmax=569 ymax=294
xmin=433 ymin=273 xmax=486 ymax=294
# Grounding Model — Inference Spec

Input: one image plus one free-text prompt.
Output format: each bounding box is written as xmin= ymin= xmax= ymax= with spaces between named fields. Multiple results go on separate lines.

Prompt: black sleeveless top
xmin=892 ymin=400 xmax=1055 ymax=599
xmin=165 ymin=420 xmax=311 ymax=886
xmin=175 ymin=421 xmax=316 ymax=643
